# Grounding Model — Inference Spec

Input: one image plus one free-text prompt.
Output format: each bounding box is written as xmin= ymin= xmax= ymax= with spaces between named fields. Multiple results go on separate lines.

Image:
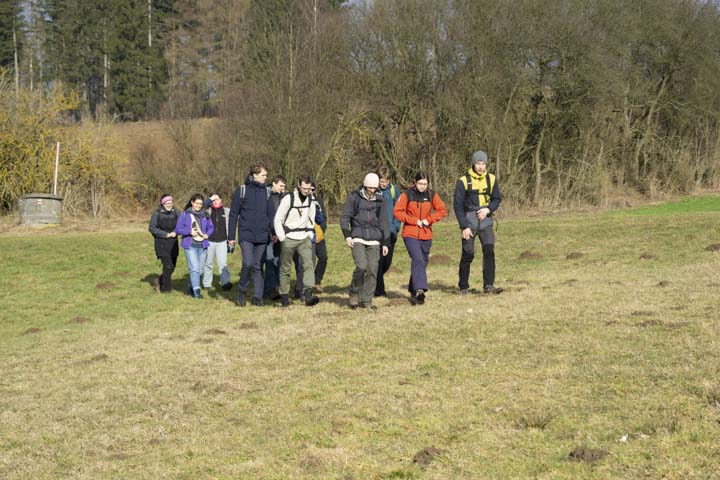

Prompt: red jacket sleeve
xmin=393 ymin=193 xmax=416 ymax=225
xmin=427 ymin=193 xmax=448 ymax=224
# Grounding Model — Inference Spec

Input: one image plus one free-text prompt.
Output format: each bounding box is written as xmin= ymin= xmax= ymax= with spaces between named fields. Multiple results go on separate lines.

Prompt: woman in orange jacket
xmin=393 ymin=172 xmax=447 ymax=305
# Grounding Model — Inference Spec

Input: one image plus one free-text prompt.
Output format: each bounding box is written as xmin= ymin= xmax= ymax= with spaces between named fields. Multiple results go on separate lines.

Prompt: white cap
xmin=363 ymin=173 xmax=380 ymax=188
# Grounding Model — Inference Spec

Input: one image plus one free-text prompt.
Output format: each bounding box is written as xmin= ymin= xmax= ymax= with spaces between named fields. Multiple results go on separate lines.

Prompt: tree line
xmin=2 ymin=0 xmax=720 ymax=213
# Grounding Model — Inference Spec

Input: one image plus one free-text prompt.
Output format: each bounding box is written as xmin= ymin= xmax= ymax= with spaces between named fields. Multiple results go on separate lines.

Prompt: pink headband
xmin=161 ymin=195 xmax=173 ymax=205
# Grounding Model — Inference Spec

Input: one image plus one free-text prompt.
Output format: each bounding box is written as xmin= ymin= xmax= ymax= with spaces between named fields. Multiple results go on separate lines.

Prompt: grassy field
xmin=1 ymin=196 xmax=720 ymax=479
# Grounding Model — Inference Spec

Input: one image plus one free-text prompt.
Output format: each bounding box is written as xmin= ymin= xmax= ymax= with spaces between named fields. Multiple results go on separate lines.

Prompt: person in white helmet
xmin=340 ymin=173 xmax=391 ymax=309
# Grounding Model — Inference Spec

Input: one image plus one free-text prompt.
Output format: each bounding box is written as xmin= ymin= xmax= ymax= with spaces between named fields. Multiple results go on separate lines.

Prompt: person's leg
xmin=238 ymin=241 xmax=255 ymax=295
xmin=294 ymin=250 xmax=304 ymax=299
xmin=215 ymin=240 xmax=231 ymax=288
xmin=314 ymin=239 xmax=328 ymax=287
xmin=263 ymin=242 xmax=279 ymax=298
xmin=376 ymin=233 xmax=396 ymax=295
xmin=159 ymin=256 xmax=175 ymax=292
xmin=298 ymin=238 xmax=319 ymax=306
xmin=203 ymin=241 xmax=217 ymax=289
xmin=251 ymin=242 xmax=267 ymax=301
xmin=185 ymin=247 xmax=203 ymax=297
xmin=458 ymin=235 xmax=476 ymax=290
xmin=279 ymin=239 xmax=298 ymax=297
xmin=479 ymin=228 xmax=496 ymax=289
xmin=350 ymin=244 xmax=368 ymax=307
xmin=362 ymin=245 xmax=380 ymax=306
xmin=404 ymin=237 xmax=430 ymax=292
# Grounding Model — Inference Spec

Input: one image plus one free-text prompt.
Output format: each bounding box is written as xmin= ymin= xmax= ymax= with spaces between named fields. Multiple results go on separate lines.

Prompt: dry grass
xmin=1 ymin=200 xmax=720 ymax=478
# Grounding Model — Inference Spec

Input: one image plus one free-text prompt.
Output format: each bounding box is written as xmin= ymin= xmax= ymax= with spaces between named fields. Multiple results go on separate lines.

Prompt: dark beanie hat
xmin=471 ymin=150 xmax=488 ymax=166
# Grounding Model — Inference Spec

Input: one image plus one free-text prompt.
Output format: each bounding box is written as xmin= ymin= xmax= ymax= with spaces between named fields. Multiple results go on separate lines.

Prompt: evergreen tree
xmin=0 ymin=1 xmax=23 ymax=72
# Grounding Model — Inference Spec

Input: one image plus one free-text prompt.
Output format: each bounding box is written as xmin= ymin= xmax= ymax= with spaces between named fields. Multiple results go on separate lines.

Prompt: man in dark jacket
xmin=340 ymin=173 xmax=391 ymax=309
xmin=263 ymin=175 xmax=286 ymax=300
xmin=453 ymin=150 xmax=503 ymax=295
xmin=229 ymin=163 xmax=276 ymax=306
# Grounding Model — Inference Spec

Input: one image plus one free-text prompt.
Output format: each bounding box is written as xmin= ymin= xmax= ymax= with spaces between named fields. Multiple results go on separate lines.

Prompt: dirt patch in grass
xmin=705 ymin=243 xmax=720 ymax=252
xmin=237 ymin=322 xmax=258 ymax=329
xmin=639 ymin=253 xmax=657 ymax=260
xmin=569 ymin=447 xmax=608 ymax=463
xmin=605 ymin=320 xmax=619 ymax=326
xmin=204 ymin=328 xmax=227 ymax=335
xmin=631 ymin=310 xmax=653 ymax=317
xmin=413 ymin=446 xmax=444 ymax=468
xmin=561 ymin=279 xmax=577 ymax=286
xmin=665 ymin=322 xmax=689 ymax=329
xmin=115 ymin=271 xmax=130 ymax=277
xmin=23 ymin=327 xmax=41 ymax=335
xmin=566 ymin=252 xmax=584 ymax=260
xmin=388 ymin=266 xmax=402 ymax=274
xmin=638 ymin=319 xmax=663 ymax=327
xmin=657 ymin=280 xmax=670 ymax=287
xmin=96 ymin=282 xmax=115 ymax=290
xmin=519 ymin=250 xmax=543 ymax=260
xmin=72 ymin=316 xmax=91 ymax=323
xmin=78 ymin=353 xmax=109 ymax=365
xmin=429 ymin=254 xmax=451 ymax=265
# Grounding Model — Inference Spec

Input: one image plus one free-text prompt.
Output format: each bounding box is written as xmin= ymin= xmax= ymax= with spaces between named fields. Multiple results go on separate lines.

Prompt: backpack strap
xmin=283 ymin=192 xmax=315 ymax=233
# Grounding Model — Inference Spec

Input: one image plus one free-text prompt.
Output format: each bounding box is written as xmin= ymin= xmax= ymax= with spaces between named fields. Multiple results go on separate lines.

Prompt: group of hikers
xmin=148 ymin=150 xmax=503 ymax=309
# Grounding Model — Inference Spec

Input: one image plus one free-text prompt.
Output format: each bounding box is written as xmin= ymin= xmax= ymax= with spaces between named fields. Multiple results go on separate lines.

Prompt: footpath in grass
xmin=0 ymin=197 xmax=719 ymax=479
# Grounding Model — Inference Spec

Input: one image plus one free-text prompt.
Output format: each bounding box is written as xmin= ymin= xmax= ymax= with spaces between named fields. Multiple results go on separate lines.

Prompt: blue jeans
xmin=184 ymin=245 xmax=207 ymax=293
xmin=239 ymin=241 xmax=267 ymax=299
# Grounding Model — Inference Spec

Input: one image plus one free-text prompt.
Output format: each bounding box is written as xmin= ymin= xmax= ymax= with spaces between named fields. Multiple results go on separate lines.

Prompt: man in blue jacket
xmin=229 ymin=163 xmax=276 ymax=307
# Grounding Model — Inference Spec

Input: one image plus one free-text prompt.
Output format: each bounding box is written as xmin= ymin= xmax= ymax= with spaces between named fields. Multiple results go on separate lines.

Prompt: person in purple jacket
xmin=175 ymin=193 xmax=215 ymax=299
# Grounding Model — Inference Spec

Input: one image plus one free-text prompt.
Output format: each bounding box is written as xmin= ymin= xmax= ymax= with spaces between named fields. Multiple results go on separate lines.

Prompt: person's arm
xmin=317 ymin=195 xmax=328 ymax=232
xmin=266 ymin=194 xmax=277 ymax=236
xmin=204 ymin=216 xmax=215 ymax=238
xmin=428 ymin=193 xmax=448 ymax=224
xmin=227 ymin=187 xmax=242 ymax=243
xmin=392 ymin=193 xmax=413 ymax=225
xmin=273 ymin=194 xmax=290 ymax=242
xmin=453 ymin=178 xmax=469 ymax=229
xmin=487 ymin=177 xmax=501 ymax=213
xmin=174 ymin=212 xmax=191 ymax=236
xmin=148 ymin=210 xmax=167 ymax=238
xmin=339 ymin=193 xmax=356 ymax=247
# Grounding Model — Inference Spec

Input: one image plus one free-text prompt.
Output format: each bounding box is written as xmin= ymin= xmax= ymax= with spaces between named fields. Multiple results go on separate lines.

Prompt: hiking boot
xmin=279 ymin=295 xmax=290 ymax=307
xmin=221 ymin=282 xmax=233 ymax=291
xmin=294 ymin=290 xmax=303 ymax=300
xmin=192 ymin=289 xmax=203 ymax=299
xmin=374 ymin=290 xmax=387 ymax=298
xmin=349 ymin=293 xmax=360 ymax=309
xmin=313 ymin=285 xmax=324 ymax=294
xmin=304 ymin=288 xmax=320 ymax=307
xmin=236 ymin=295 xmax=246 ymax=307
xmin=416 ymin=290 xmax=425 ymax=305
xmin=251 ymin=297 xmax=264 ymax=307
xmin=483 ymin=285 xmax=504 ymax=295
xmin=459 ymin=288 xmax=469 ymax=296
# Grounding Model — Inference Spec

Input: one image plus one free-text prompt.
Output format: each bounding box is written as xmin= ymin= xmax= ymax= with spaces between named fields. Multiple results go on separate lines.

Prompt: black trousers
xmin=375 ymin=233 xmax=397 ymax=295
xmin=314 ymin=239 xmax=328 ymax=285
xmin=458 ymin=228 xmax=495 ymax=290
xmin=159 ymin=255 xmax=178 ymax=292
